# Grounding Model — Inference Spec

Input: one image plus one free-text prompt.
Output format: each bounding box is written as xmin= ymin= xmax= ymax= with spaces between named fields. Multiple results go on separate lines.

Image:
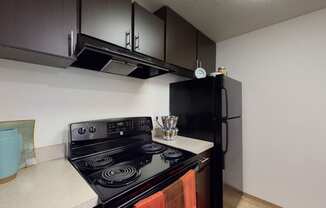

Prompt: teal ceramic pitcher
xmin=0 ymin=128 xmax=22 ymax=183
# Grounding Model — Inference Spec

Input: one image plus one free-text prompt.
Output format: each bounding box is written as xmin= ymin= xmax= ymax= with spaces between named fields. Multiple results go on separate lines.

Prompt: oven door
xmin=103 ymin=160 xmax=199 ymax=208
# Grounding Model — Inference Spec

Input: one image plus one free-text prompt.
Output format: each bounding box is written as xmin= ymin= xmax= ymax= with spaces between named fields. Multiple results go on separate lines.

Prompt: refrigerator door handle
xmin=222 ymin=119 xmax=229 ymax=170
xmin=222 ymin=119 xmax=229 ymax=155
xmin=222 ymin=87 xmax=229 ymax=119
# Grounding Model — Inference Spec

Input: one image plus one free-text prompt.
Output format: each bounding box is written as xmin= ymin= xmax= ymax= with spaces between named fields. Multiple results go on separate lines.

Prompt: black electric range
xmin=68 ymin=117 xmax=199 ymax=208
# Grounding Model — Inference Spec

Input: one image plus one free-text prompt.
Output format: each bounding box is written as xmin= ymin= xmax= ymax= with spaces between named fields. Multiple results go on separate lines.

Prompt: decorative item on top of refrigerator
xmin=210 ymin=66 xmax=228 ymax=77
xmin=155 ymin=116 xmax=179 ymax=140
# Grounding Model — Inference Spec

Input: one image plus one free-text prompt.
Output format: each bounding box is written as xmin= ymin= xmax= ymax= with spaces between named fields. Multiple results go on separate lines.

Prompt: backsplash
xmin=0 ymin=59 xmax=185 ymax=148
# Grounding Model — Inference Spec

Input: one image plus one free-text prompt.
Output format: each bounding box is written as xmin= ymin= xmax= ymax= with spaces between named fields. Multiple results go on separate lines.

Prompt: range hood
xmin=71 ymin=34 xmax=170 ymax=79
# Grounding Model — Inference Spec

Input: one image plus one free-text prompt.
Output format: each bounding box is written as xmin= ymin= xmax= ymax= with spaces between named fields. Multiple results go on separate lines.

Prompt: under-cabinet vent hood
xmin=71 ymin=34 xmax=170 ymax=79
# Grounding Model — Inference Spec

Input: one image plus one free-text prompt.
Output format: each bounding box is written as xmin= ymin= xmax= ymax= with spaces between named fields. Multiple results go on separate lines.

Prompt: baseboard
xmin=224 ymin=184 xmax=243 ymax=208
xmin=223 ymin=184 xmax=282 ymax=208
xmin=242 ymin=193 xmax=283 ymax=208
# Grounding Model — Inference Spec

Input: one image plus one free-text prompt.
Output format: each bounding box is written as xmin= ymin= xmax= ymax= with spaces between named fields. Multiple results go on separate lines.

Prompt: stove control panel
xmin=107 ymin=117 xmax=152 ymax=135
xmin=70 ymin=117 xmax=153 ymax=142
xmin=107 ymin=120 xmax=132 ymax=134
xmin=133 ymin=118 xmax=152 ymax=131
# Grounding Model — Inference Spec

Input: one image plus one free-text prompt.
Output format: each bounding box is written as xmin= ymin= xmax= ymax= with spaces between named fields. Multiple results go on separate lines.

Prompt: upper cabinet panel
xmin=81 ymin=0 xmax=132 ymax=49
xmin=155 ymin=7 xmax=197 ymax=71
xmin=0 ymin=0 xmax=77 ymax=58
xmin=133 ymin=3 xmax=165 ymax=61
xmin=197 ymin=31 xmax=216 ymax=74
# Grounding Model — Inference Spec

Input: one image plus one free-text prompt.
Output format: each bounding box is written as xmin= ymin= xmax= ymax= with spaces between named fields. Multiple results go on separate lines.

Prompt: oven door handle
xmin=200 ymin=157 xmax=210 ymax=164
xmin=195 ymin=157 xmax=210 ymax=171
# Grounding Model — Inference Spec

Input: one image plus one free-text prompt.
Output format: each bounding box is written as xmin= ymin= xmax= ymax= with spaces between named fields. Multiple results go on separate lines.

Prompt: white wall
xmin=217 ymin=8 xmax=326 ymax=208
xmin=0 ymin=59 xmax=184 ymax=147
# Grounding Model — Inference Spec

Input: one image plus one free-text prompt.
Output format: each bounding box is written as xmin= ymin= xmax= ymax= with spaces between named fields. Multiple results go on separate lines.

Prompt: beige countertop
xmin=0 ymin=136 xmax=213 ymax=208
xmin=153 ymin=135 xmax=214 ymax=154
xmin=0 ymin=159 xmax=98 ymax=208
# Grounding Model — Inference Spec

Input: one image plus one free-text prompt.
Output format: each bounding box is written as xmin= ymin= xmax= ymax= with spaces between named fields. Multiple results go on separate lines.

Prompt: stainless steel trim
xmin=76 ymin=45 xmax=170 ymax=72
xmin=101 ymin=59 xmax=137 ymax=75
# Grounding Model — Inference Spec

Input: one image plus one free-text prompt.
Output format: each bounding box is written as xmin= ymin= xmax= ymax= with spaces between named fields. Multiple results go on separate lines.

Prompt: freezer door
xmin=222 ymin=117 xmax=243 ymax=208
xmin=221 ymin=77 xmax=242 ymax=119
xmin=170 ymin=78 xmax=216 ymax=142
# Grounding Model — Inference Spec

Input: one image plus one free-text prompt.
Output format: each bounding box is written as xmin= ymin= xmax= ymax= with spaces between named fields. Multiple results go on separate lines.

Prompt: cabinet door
xmin=156 ymin=7 xmax=197 ymax=70
xmin=197 ymin=32 xmax=216 ymax=74
xmin=0 ymin=0 xmax=76 ymax=57
xmin=133 ymin=3 xmax=164 ymax=60
xmin=81 ymin=0 xmax=132 ymax=49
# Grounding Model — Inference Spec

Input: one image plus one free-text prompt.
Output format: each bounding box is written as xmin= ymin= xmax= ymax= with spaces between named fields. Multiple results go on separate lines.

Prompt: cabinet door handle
xmin=135 ymin=33 xmax=140 ymax=50
xmin=125 ymin=31 xmax=131 ymax=49
xmin=196 ymin=59 xmax=199 ymax=68
xmin=69 ymin=30 xmax=74 ymax=56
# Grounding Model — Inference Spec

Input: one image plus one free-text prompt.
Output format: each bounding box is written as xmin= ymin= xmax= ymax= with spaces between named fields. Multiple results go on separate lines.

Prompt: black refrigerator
xmin=170 ymin=76 xmax=243 ymax=208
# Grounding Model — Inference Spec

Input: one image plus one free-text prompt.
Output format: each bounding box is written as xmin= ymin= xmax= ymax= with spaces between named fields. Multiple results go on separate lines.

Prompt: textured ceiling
xmin=135 ymin=0 xmax=326 ymax=42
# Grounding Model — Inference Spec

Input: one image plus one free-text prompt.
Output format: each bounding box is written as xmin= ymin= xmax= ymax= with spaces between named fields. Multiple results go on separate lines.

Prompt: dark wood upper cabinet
xmin=197 ymin=31 xmax=216 ymax=74
xmin=155 ymin=7 xmax=197 ymax=70
xmin=133 ymin=3 xmax=164 ymax=61
xmin=0 ymin=0 xmax=77 ymax=65
xmin=0 ymin=0 xmax=215 ymax=75
xmin=81 ymin=0 xmax=132 ymax=49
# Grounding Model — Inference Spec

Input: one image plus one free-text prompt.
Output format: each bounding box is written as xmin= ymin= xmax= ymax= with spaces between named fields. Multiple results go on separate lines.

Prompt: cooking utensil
xmin=160 ymin=116 xmax=178 ymax=129
xmin=156 ymin=116 xmax=179 ymax=140
xmin=162 ymin=128 xmax=179 ymax=141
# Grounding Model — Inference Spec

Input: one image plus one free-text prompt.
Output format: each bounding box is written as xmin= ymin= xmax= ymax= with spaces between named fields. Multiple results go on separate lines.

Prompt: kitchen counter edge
xmin=153 ymin=135 xmax=214 ymax=154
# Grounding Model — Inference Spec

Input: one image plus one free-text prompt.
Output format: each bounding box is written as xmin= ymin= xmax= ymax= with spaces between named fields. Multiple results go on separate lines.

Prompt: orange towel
xmin=163 ymin=179 xmax=185 ymax=208
xmin=181 ymin=170 xmax=197 ymax=208
xmin=134 ymin=170 xmax=197 ymax=208
xmin=133 ymin=191 xmax=166 ymax=208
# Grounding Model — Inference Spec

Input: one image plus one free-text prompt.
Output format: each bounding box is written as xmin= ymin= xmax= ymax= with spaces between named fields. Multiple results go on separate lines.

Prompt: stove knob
xmin=89 ymin=126 xmax=96 ymax=133
xmin=78 ymin=127 xmax=87 ymax=135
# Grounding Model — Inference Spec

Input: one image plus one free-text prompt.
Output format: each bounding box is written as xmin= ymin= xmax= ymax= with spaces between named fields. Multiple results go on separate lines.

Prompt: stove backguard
xmin=68 ymin=117 xmax=153 ymax=159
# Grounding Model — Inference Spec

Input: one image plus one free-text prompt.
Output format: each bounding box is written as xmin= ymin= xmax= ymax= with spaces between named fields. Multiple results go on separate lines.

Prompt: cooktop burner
xmin=97 ymin=163 xmax=140 ymax=187
xmin=69 ymin=117 xmax=198 ymax=207
xmin=76 ymin=154 xmax=114 ymax=171
xmin=141 ymin=143 xmax=166 ymax=154
xmin=162 ymin=149 xmax=183 ymax=160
